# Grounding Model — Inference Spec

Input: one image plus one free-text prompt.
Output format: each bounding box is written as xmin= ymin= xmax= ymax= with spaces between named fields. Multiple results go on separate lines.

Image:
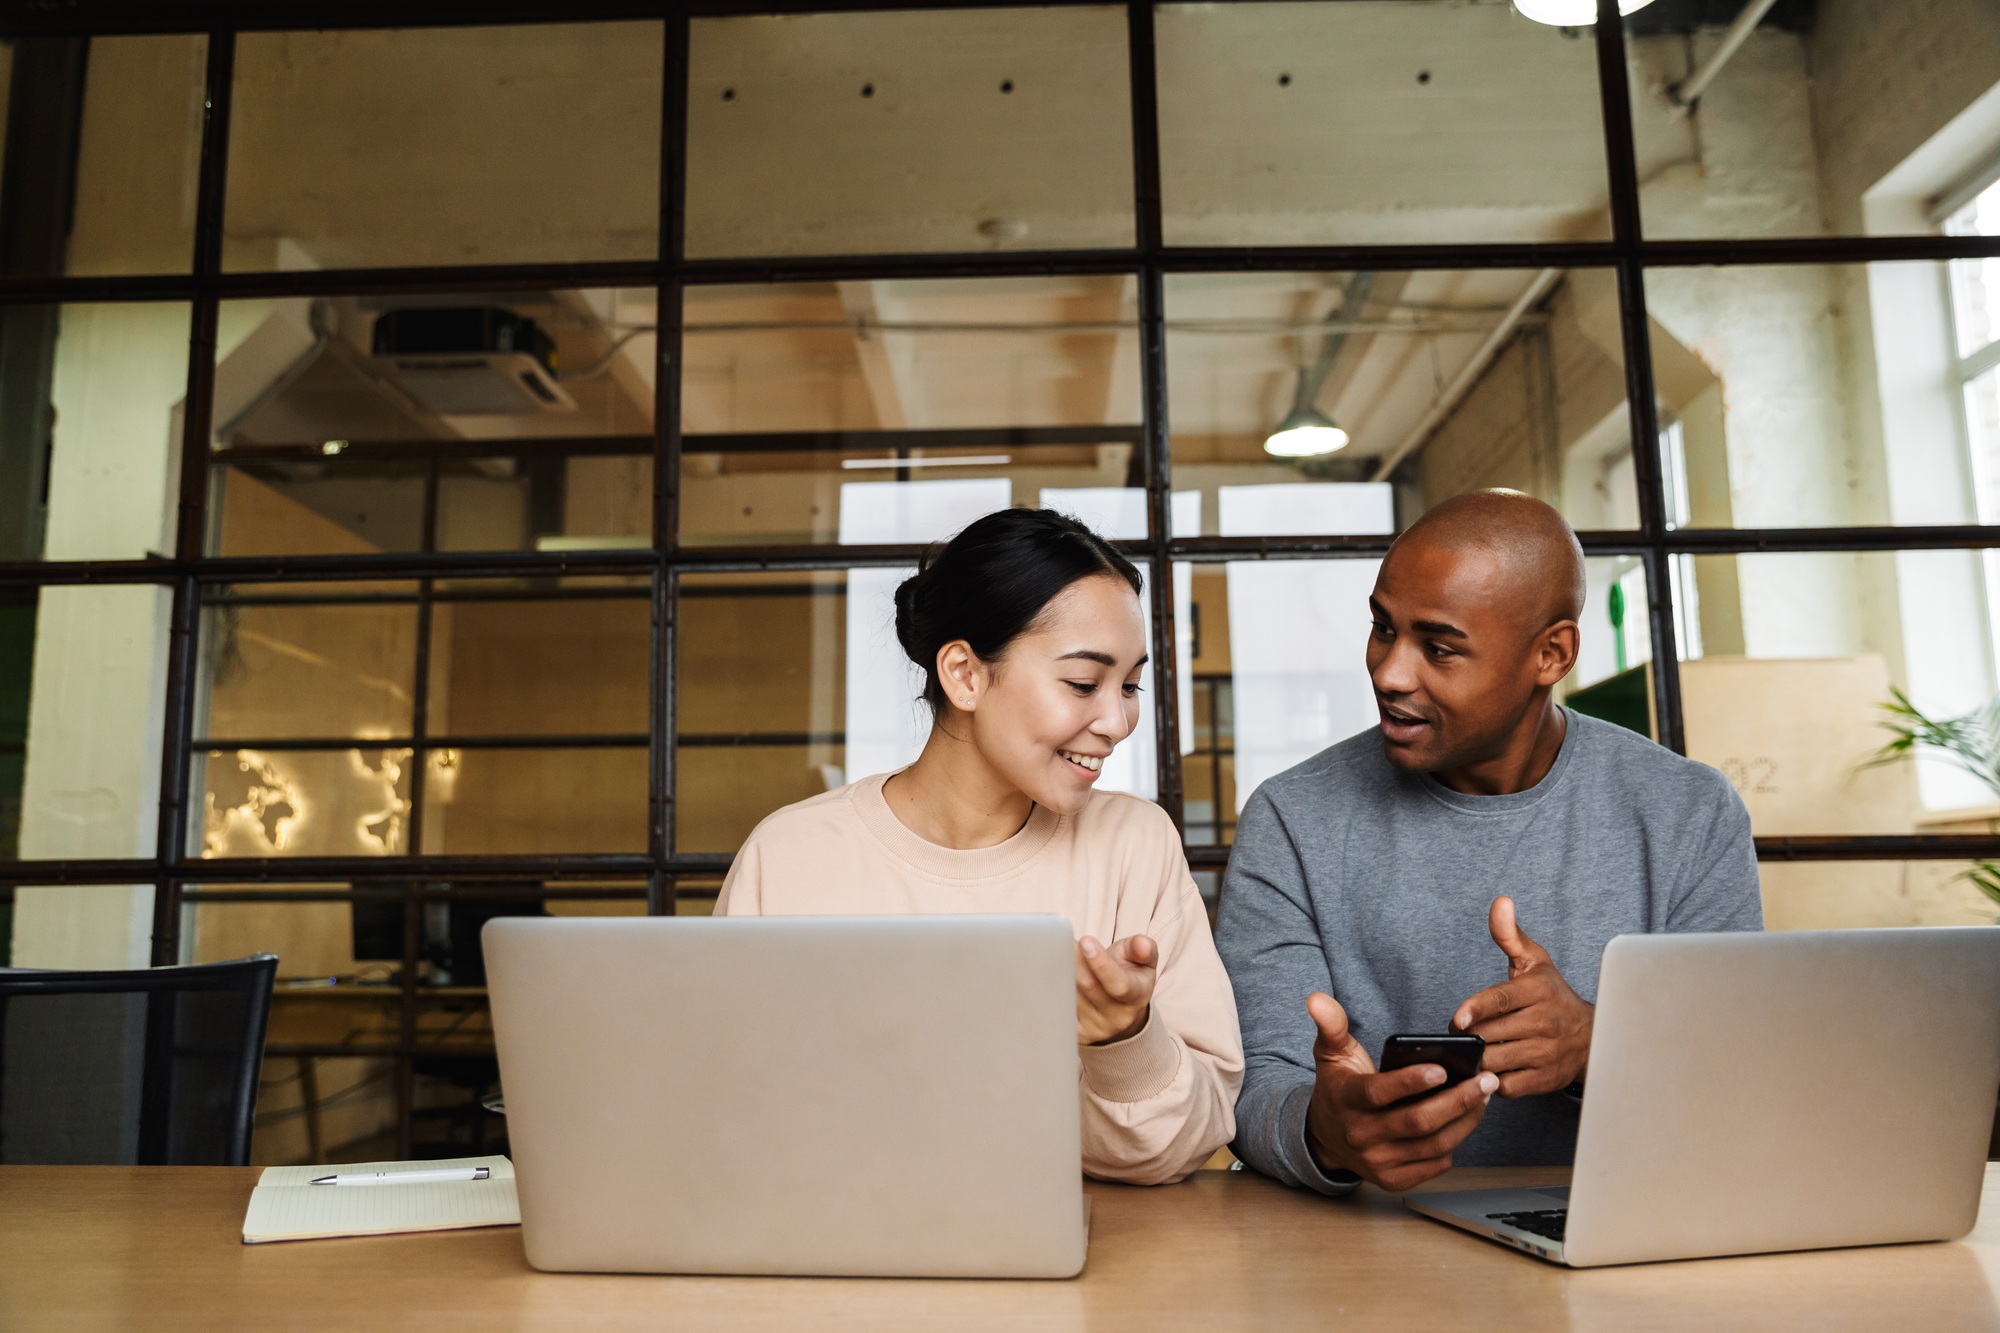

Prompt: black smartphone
xmin=1378 ymin=1034 xmax=1485 ymax=1105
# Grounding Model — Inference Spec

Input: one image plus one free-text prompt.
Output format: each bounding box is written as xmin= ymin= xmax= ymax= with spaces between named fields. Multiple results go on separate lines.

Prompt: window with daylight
xmin=1946 ymin=174 xmax=2000 ymax=684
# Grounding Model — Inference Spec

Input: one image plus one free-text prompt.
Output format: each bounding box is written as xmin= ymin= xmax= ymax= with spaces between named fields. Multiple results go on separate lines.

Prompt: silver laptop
xmin=1408 ymin=927 xmax=2000 ymax=1267
xmin=483 ymin=914 xmax=1088 ymax=1277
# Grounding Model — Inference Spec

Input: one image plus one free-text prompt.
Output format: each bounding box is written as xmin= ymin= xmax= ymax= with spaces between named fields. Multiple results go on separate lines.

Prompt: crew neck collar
xmin=1415 ymin=707 xmax=1583 ymax=815
xmin=850 ymin=770 xmax=1064 ymax=883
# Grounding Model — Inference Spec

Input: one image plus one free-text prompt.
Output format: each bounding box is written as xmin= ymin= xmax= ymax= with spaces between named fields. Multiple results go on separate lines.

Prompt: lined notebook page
xmin=243 ymin=1155 xmax=519 ymax=1244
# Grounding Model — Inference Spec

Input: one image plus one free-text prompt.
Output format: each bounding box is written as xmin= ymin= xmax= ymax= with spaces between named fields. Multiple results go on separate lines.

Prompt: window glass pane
xmin=57 ymin=36 xmax=208 ymax=275
xmin=1964 ymin=366 xmax=2000 ymax=526
xmin=1158 ymin=2 xmax=1611 ymax=246
xmin=208 ymin=288 xmax=655 ymax=556
xmin=249 ymin=1051 xmax=399 ymax=1163
xmin=192 ymin=882 xmax=643 ymax=980
xmin=419 ymin=748 xmax=647 ymax=855
xmin=197 ymin=745 xmax=413 ymax=858
xmin=1166 ymin=269 xmax=1632 ymax=536
xmin=4 ymin=885 xmax=155 ymax=969
xmin=677 ymin=569 xmax=1167 ymax=854
xmin=679 ymin=743 xmax=829 ymax=856
xmin=189 ymin=576 xmax=651 ymax=858
xmin=428 ymin=588 xmax=649 ymax=738
xmin=1624 ymin=1 xmax=1995 ymax=239
xmin=0 ymin=303 xmax=192 ymax=562
xmin=682 ymin=277 xmax=1142 ymax=546
xmin=1648 ymin=261 xmax=2000 ymax=529
xmin=192 ymin=882 xmax=649 ymax=976
xmin=1757 ymin=859 xmax=2000 ymax=933
xmin=189 ymin=884 xmax=374 ymax=979
xmin=1184 ymin=553 xmax=1646 ymax=846
xmin=677 ymin=572 xmax=844 ymax=854
xmin=1944 ymin=181 xmax=2000 ymax=359
xmin=1179 ymin=568 xmax=1235 ymax=846
xmin=0 ymin=37 xmax=204 ymax=277
xmin=226 ymin=24 xmax=662 ymax=270
xmin=1677 ymin=550 xmax=2000 ymax=839
xmin=8 ymin=585 xmax=169 ymax=863
xmin=211 ymin=460 xmax=430 ymax=557
xmin=198 ymin=591 xmax=419 ymax=742
xmin=69 ymin=35 xmax=206 ymax=274
xmin=196 ymin=880 xmax=637 ymax=1161
xmin=671 ymin=877 xmax=725 ymax=916
xmin=265 ymin=882 xmax=616 ymax=1161
xmin=686 ymin=7 xmax=1133 ymax=257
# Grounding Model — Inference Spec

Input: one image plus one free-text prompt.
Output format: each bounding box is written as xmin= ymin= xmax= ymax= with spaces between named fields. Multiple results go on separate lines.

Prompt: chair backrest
xmin=0 ymin=955 xmax=276 ymax=1166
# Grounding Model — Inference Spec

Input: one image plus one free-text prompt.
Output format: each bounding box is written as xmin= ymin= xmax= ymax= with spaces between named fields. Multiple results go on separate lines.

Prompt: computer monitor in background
xmin=349 ymin=884 xmax=546 ymax=987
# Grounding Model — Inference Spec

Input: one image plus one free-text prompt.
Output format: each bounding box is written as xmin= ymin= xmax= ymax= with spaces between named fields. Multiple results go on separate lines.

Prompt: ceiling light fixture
xmin=1512 ymin=0 xmax=1657 ymax=26
xmin=1263 ymin=404 xmax=1350 ymax=458
xmin=1265 ymin=272 xmax=1373 ymax=460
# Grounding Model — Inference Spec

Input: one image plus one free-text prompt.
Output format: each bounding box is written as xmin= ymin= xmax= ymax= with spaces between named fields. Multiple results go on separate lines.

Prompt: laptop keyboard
xmin=1487 ymin=1209 xmax=1567 ymax=1242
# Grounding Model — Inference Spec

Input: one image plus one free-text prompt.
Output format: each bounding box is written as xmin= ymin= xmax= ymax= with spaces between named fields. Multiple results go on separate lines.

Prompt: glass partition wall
xmin=4 ymin=0 xmax=1998 ymax=1162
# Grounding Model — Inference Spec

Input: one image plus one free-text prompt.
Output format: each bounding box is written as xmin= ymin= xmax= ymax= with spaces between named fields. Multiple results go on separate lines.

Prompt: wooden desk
xmin=2 ymin=1164 xmax=1995 ymax=1331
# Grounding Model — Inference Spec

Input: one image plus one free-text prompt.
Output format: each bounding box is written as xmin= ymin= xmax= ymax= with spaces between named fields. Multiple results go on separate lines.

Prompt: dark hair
xmin=894 ymin=508 xmax=1142 ymax=716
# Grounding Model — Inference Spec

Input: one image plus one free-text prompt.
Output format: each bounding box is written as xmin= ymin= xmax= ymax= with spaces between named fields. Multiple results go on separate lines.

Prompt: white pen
xmin=309 ymin=1166 xmax=492 ymax=1186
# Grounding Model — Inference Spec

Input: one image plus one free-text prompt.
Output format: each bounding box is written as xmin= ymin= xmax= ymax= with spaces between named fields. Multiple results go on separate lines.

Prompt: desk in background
xmin=261 ymin=981 xmax=498 ymax=1163
xmin=3 ymin=1165 xmax=1995 ymax=1330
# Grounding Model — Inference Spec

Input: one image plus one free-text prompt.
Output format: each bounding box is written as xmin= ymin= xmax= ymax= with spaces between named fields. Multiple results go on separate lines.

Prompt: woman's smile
xmin=1059 ymin=748 xmax=1107 ymax=775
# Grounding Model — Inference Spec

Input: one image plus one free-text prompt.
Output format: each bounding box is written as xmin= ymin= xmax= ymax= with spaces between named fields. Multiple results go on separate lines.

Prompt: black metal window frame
xmin=3 ymin=0 xmax=2000 ymax=945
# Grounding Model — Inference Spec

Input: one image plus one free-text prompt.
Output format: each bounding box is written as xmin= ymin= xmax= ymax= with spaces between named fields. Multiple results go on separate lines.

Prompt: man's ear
xmin=1535 ymin=620 xmax=1580 ymax=687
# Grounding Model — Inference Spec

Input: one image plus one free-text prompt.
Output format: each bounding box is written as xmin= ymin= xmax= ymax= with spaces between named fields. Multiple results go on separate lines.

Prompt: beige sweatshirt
xmin=716 ymin=772 xmax=1244 ymax=1185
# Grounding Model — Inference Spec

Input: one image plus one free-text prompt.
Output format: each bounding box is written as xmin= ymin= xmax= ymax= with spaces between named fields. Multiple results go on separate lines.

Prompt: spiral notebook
xmin=242 ymin=1155 xmax=519 ymax=1244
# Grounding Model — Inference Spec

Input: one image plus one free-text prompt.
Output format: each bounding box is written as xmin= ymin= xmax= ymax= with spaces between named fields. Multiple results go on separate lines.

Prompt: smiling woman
xmin=715 ymin=508 xmax=1243 ymax=1187
xmin=887 ymin=507 xmax=1146 ymax=835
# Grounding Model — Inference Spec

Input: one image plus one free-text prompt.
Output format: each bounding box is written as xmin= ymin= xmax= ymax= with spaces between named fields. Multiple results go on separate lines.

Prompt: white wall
xmin=11 ymin=305 xmax=186 ymax=968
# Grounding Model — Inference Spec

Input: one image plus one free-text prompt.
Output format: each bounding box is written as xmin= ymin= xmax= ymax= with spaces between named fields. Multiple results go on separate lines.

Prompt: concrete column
xmin=11 ymin=303 xmax=186 ymax=968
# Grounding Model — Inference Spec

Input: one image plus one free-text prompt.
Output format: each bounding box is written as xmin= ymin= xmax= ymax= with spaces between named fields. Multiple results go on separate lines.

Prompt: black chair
xmin=0 ymin=954 xmax=277 ymax=1166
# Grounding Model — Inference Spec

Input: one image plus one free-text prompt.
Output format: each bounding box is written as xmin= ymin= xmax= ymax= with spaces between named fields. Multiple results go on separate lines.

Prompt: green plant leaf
xmin=1868 ymin=689 xmax=2000 ymax=801
xmin=1960 ymin=860 xmax=2000 ymax=916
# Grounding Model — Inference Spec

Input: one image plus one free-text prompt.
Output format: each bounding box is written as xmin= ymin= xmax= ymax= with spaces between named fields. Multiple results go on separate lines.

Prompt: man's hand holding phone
xmin=1451 ymin=895 xmax=1594 ymax=1098
xmin=1302 ymin=992 xmax=1498 ymax=1193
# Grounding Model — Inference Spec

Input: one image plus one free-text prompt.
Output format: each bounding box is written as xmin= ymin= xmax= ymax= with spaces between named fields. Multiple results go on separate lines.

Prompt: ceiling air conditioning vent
xmin=371 ymin=307 xmax=577 ymax=415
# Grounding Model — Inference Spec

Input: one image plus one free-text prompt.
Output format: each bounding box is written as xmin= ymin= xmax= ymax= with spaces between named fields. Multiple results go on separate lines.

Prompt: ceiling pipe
xmin=1289 ymin=272 xmax=1377 ymax=416
xmin=1368 ymin=268 xmax=1562 ymax=484
xmin=1669 ymin=0 xmax=1782 ymax=108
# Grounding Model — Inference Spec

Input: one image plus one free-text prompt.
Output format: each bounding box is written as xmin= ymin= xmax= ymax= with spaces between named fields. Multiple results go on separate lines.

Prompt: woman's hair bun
xmin=892 ymin=558 xmax=931 ymax=665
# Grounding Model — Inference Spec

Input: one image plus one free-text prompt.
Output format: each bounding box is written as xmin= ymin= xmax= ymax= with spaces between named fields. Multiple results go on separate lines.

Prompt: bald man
xmin=1216 ymin=490 xmax=1760 ymax=1196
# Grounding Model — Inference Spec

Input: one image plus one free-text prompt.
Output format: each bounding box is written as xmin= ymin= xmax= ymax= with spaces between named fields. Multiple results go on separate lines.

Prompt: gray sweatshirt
xmin=1216 ymin=709 xmax=1762 ymax=1192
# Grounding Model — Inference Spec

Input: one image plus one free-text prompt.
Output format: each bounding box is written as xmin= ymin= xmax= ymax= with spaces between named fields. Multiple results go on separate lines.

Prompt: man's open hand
xmin=1452 ymin=896 xmax=1594 ymax=1098
xmin=1303 ymin=992 xmax=1496 ymax=1192
xmin=1075 ymin=935 xmax=1157 ymax=1046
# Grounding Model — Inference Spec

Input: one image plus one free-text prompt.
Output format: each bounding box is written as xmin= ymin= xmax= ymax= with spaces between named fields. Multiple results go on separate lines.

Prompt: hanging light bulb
xmin=1513 ymin=0 xmax=1658 ymax=25
xmin=1263 ymin=404 xmax=1350 ymax=458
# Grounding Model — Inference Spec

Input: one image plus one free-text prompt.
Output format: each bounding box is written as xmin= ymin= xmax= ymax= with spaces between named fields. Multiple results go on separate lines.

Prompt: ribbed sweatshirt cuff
xmin=1279 ymin=1081 xmax=1361 ymax=1197
xmin=1079 ymin=1008 xmax=1180 ymax=1103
